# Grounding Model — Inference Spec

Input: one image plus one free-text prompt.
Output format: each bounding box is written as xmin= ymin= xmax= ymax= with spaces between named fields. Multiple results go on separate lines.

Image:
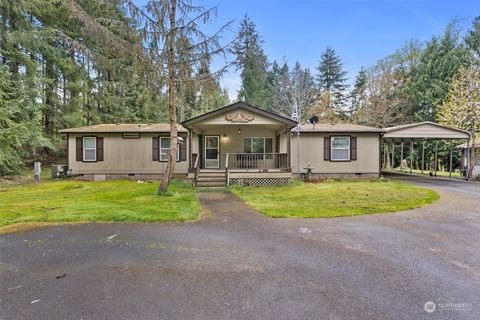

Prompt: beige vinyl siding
xmin=68 ymin=133 xmax=189 ymax=174
xmin=290 ymin=132 xmax=380 ymax=175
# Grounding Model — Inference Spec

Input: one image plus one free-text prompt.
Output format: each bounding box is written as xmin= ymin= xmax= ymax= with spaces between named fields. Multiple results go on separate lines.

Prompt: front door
xmin=204 ymin=136 xmax=220 ymax=168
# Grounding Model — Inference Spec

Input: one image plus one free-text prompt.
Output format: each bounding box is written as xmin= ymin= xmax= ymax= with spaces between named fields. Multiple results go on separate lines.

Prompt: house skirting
xmin=72 ymin=173 xmax=188 ymax=181
xmin=291 ymin=172 xmax=380 ymax=180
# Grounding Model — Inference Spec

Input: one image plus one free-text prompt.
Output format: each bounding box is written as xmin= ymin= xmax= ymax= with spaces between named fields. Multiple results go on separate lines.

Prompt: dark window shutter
xmin=351 ymin=137 xmax=357 ymax=161
xmin=179 ymin=137 xmax=186 ymax=161
xmin=152 ymin=137 xmax=159 ymax=161
xmin=96 ymin=137 xmax=104 ymax=161
xmin=76 ymin=137 xmax=83 ymax=161
xmin=324 ymin=137 xmax=331 ymax=161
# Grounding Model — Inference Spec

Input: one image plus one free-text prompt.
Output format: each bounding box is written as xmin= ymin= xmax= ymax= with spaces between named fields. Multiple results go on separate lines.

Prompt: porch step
xmin=197 ymin=177 xmax=226 ymax=182
xmin=197 ymin=172 xmax=226 ymax=177
xmin=196 ymin=186 xmax=227 ymax=192
xmin=196 ymin=180 xmax=226 ymax=187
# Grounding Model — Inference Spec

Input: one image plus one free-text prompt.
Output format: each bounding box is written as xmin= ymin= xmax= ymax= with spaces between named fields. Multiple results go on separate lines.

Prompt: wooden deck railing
xmin=226 ymin=153 xmax=289 ymax=171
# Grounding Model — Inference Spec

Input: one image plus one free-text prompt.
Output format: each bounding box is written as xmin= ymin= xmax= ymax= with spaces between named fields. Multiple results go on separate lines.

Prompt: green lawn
xmin=0 ymin=179 xmax=200 ymax=229
xmin=231 ymin=180 xmax=439 ymax=218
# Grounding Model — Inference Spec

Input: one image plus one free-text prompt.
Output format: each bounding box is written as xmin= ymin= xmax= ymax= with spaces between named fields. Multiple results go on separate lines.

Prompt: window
xmin=243 ymin=137 xmax=273 ymax=154
xmin=83 ymin=137 xmax=96 ymax=162
xmin=159 ymin=137 xmax=180 ymax=162
xmin=331 ymin=136 xmax=350 ymax=161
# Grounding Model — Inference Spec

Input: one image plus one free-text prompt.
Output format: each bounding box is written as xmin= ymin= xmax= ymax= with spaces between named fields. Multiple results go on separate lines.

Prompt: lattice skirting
xmin=185 ymin=178 xmax=195 ymax=185
xmin=229 ymin=177 xmax=290 ymax=187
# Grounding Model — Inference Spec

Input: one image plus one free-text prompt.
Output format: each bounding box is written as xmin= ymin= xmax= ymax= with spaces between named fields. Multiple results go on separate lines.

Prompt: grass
xmin=230 ymin=179 xmax=439 ymax=218
xmin=0 ymin=179 xmax=200 ymax=230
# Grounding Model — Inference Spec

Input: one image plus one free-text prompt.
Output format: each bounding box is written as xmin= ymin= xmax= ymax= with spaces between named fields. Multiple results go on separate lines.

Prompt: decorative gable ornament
xmin=225 ymin=111 xmax=255 ymax=123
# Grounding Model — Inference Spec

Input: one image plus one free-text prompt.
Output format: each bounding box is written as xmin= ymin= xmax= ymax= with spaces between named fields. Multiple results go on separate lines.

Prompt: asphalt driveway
xmin=1 ymin=175 xmax=479 ymax=320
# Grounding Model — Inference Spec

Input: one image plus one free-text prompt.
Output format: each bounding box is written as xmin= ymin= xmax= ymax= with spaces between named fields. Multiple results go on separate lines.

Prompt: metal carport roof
xmin=382 ymin=121 xmax=470 ymax=139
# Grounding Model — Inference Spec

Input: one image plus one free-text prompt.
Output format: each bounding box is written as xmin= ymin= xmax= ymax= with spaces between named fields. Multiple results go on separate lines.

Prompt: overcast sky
xmin=134 ymin=0 xmax=478 ymax=100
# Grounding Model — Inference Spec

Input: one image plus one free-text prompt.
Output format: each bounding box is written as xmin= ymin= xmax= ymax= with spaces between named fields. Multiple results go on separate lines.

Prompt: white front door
xmin=204 ymin=136 xmax=220 ymax=168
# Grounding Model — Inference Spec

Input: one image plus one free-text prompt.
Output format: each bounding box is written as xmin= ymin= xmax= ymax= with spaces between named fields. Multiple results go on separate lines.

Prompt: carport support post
xmin=449 ymin=141 xmax=453 ymax=178
xmin=400 ymin=140 xmax=404 ymax=170
xmin=421 ymin=141 xmax=425 ymax=175
xmin=391 ymin=141 xmax=395 ymax=169
xmin=410 ymin=140 xmax=414 ymax=174
xmin=434 ymin=141 xmax=438 ymax=177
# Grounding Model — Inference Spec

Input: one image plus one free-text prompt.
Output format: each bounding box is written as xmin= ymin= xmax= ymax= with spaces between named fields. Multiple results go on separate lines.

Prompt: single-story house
xmin=59 ymin=102 xmax=470 ymax=186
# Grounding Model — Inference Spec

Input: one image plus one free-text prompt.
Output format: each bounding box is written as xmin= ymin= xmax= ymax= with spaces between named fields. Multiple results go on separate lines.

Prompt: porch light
xmin=222 ymin=134 xmax=227 ymax=141
xmin=237 ymin=128 xmax=241 ymax=134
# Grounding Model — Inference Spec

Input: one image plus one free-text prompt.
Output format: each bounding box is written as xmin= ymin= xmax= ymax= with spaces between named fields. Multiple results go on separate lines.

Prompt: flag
xmin=291 ymin=104 xmax=301 ymax=134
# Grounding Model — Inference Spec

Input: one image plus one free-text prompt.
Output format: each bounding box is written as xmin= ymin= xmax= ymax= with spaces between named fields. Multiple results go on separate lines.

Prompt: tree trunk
xmin=44 ymin=57 xmax=55 ymax=135
xmin=159 ymin=0 xmax=177 ymax=192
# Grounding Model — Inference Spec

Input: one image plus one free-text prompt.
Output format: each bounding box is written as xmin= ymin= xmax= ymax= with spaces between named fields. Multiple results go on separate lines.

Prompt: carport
xmin=381 ymin=122 xmax=471 ymax=178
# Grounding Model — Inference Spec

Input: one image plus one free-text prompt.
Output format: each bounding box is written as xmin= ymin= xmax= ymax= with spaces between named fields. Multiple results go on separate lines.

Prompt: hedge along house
xmin=61 ymin=102 xmax=391 ymax=186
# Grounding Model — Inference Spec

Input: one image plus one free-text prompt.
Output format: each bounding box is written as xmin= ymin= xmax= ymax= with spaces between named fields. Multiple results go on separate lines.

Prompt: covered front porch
xmin=181 ymin=102 xmax=297 ymax=186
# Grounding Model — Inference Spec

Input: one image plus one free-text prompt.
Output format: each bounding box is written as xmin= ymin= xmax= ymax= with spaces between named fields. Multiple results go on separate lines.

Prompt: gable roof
xmin=295 ymin=123 xmax=384 ymax=133
xmin=59 ymin=123 xmax=187 ymax=133
xmin=383 ymin=121 xmax=470 ymax=139
xmin=181 ymin=101 xmax=297 ymax=127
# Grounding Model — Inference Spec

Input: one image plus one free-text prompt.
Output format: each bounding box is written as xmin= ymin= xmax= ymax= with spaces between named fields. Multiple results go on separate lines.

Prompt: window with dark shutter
xmin=152 ymin=137 xmax=159 ymax=161
xmin=351 ymin=137 xmax=357 ymax=161
xmin=324 ymin=137 xmax=330 ymax=161
xmin=76 ymin=137 xmax=83 ymax=161
xmin=96 ymin=137 xmax=104 ymax=161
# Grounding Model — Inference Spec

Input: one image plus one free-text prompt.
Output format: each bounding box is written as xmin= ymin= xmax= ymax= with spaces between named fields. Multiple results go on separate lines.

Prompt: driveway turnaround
xmin=1 ymin=176 xmax=479 ymax=320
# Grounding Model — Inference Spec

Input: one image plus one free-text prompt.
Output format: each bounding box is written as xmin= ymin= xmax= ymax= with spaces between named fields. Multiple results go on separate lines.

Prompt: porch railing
xmin=193 ymin=153 xmax=200 ymax=186
xmin=226 ymin=153 xmax=289 ymax=171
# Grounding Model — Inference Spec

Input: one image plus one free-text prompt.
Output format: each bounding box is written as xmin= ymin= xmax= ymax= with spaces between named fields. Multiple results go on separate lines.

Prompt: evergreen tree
xmin=406 ymin=22 xmax=467 ymax=121
xmin=0 ymin=66 xmax=52 ymax=175
xmin=349 ymin=67 xmax=367 ymax=119
xmin=231 ymin=16 xmax=272 ymax=109
xmin=272 ymin=61 xmax=316 ymax=122
xmin=316 ymin=47 xmax=348 ymax=115
xmin=465 ymin=16 xmax=480 ymax=58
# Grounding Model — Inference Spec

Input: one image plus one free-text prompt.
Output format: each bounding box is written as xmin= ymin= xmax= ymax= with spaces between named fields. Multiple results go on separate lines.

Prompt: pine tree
xmin=407 ymin=22 xmax=467 ymax=121
xmin=232 ymin=16 xmax=272 ymax=109
xmin=438 ymin=61 xmax=480 ymax=179
xmin=272 ymin=61 xmax=316 ymax=122
xmin=465 ymin=16 xmax=480 ymax=58
xmin=316 ymin=47 xmax=348 ymax=115
xmin=349 ymin=67 xmax=367 ymax=119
